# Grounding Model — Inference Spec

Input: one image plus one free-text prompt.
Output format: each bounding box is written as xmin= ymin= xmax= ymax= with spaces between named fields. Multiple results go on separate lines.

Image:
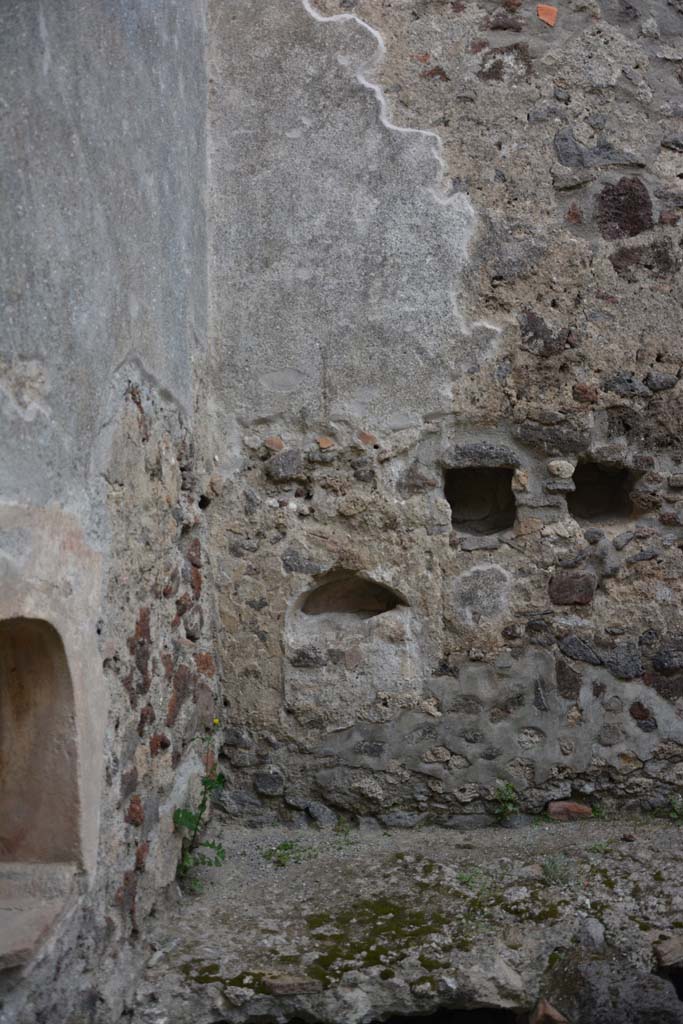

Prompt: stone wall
xmin=1 ymin=0 xmax=682 ymax=1019
xmin=206 ymin=0 xmax=683 ymax=827
xmin=0 ymin=2 xmax=217 ymax=1021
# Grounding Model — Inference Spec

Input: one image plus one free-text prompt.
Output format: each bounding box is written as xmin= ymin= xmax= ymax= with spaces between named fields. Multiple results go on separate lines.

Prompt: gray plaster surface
xmin=208 ymin=0 xmax=475 ymax=434
xmin=0 ymin=0 xmax=206 ymax=520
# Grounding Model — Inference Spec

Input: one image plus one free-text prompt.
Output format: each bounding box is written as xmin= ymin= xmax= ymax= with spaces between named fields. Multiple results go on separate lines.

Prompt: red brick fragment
xmin=194 ymin=651 xmax=216 ymax=677
xmin=565 ymin=202 xmax=583 ymax=224
xmin=135 ymin=841 xmax=150 ymax=872
xmin=421 ymin=65 xmax=450 ymax=81
xmin=547 ymin=800 xmax=592 ymax=821
xmin=572 ymin=382 xmax=598 ymax=403
xmin=137 ymin=703 xmax=156 ymax=737
xmin=125 ymin=795 xmax=145 ymax=827
xmin=150 ymin=732 xmax=171 ymax=756
xmin=186 ymin=537 xmax=202 ymax=567
xmin=537 ymin=3 xmax=558 ymax=25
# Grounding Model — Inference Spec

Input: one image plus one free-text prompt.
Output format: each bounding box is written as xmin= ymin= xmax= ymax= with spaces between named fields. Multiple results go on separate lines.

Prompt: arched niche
xmin=0 ymin=618 xmax=80 ymax=864
xmin=300 ymin=572 xmax=405 ymax=620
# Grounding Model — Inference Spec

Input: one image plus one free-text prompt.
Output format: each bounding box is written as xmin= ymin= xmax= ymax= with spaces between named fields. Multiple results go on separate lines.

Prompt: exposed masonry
xmin=205 ymin=0 xmax=683 ymax=836
xmin=1 ymin=0 xmax=682 ymax=1019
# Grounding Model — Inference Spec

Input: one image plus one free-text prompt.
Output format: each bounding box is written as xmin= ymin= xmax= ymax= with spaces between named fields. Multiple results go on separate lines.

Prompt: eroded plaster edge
xmin=301 ymin=0 xmax=501 ymax=351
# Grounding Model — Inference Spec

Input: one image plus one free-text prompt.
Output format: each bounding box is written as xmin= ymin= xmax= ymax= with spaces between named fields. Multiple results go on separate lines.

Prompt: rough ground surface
xmin=134 ymin=819 xmax=683 ymax=1023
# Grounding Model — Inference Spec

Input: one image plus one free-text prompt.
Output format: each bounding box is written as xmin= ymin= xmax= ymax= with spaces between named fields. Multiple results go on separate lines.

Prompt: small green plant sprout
xmin=492 ymin=782 xmax=519 ymax=824
xmin=456 ymin=867 xmax=486 ymax=887
xmin=669 ymin=795 xmax=683 ymax=824
xmin=589 ymin=841 xmax=611 ymax=855
xmin=262 ymin=839 xmax=311 ymax=868
xmin=591 ymin=802 xmax=606 ymax=820
xmin=173 ymin=717 xmax=226 ymax=892
xmin=542 ymin=855 xmax=571 ymax=886
xmin=333 ymin=817 xmax=356 ymax=847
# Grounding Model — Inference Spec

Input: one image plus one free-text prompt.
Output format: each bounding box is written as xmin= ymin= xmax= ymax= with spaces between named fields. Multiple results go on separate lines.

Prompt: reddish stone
xmin=125 ymin=795 xmax=144 ymax=827
xmin=190 ymin=565 xmax=202 ymax=599
xmin=502 ymin=0 xmax=522 ymax=9
xmin=358 ymin=430 xmax=378 ymax=447
xmin=421 ymin=65 xmax=450 ymax=80
xmin=135 ymin=841 xmax=150 ymax=873
xmin=149 ymin=732 xmax=171 ymax=756
xmin=316 ymin=435 xmax=335 ymax=450
xmin=595 ymin=177 xmax=653 ymax=240
xmin=469 ymin=38 xmax=489 ymax=53
xmin=193 ymin=651 xmax=216 ymax=677
xmin=549 ymin=571 xmax=597 ymax=606
xmin=629 ymin=701 xmax=651 ymax=721
xmin=411 ymin=52 xmax=431 ymax=63
xmin=166 ymin=663 xmax=194 ymax=727
xmin=565 ymin=202 xmax=583 ymax=224
xmin=531 ymin=998 xmax=569 ymax=1024
xmin=115 ymin=870 xmax=137 ymax=930
xmin=572 ymin=382 xmax=598 ymax=403
xmin=137 ymin=703 xmax=155 ymax=737
xmin=175 ymin=592 xmax=192 ymax=619
xmin=660 ymin=209 xmax=680 ymax=226
xmin=547 ymin=800 xmax=592 ymax=821
xmin=127 ymin=607 xmax=151 ymax=691
xmin=263 ymin=435 xmax=284 ymax=452
xmin=186 ymin=538 xmax=202 ymax=567
xmin=121 ymin=669 xmax=137 ymax=709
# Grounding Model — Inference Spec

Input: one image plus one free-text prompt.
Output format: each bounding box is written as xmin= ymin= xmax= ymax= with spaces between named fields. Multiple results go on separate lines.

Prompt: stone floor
xmin=133 ymin=819 xmax=683 ymax=1024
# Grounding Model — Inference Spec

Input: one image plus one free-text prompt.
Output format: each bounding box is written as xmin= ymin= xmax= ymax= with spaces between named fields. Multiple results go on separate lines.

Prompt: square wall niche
xmin=444 ymin=467 xmax=516 ymax=535
xmin=567 ymin=461 xmax=639 ymax=522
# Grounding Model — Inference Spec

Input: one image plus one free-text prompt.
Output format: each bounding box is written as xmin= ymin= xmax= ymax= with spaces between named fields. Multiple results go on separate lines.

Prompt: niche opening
xmin=0 ymin=618 xmax=80 ymax=863
xmin=377 ymin=1012 xmax=522 ymax=1023
xmin=566 ymin=461 xmax=637 ymax=521
xmin=444 ymin=467 xmax=516 ymax=534
xmin=301 ymin=573 xmax=403 ymax=619
xmin=285 ymin=1010 xmax=521 ymax=1024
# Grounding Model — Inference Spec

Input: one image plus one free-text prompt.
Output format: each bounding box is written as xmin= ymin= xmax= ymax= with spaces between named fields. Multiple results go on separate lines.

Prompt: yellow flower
xmin=213 ymin=717 xmax=220 ymax=726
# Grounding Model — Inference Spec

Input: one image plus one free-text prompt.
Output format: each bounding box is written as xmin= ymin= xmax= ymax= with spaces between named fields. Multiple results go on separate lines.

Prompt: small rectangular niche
xmin=567 ymin=461 xmax=637 ymax=521
xmin=444 ymin=467 xmax=516 ymax=534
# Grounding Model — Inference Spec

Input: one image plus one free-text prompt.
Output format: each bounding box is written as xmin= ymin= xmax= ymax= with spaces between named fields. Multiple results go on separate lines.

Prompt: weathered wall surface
xmin=0 ymin=3 xmax=218 ymax=1022
xmin=206 ymin=0 xmax=683 ymax=829
xmin=2 ymin=0 xmax=683 ymax=1019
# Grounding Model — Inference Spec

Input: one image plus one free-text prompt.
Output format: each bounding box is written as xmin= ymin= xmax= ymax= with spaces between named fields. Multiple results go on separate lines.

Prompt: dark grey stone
xmin=281 ymin=548 xmax=324 ymax=574
xmin=265 ymin=448 xmax=306 ymax=483
xmin=602 ymin=641 xmax=643 ymax=680
xmin=289 ymin=647 xmax=327 ymax=668
xmin=559 ymin=635 xmax=603 ymax=666
xmin=603 ymin=371 xmax=651 ymax=398
xmin=441 ymin=442 xmax=520 ymax=468
xmin=306 ymin=801 xmax=338 ymax=825
xmin=645 ymin=371 xmax=678 ymax=391
xmin=254 ymin=766 xmax=285 ymax=796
